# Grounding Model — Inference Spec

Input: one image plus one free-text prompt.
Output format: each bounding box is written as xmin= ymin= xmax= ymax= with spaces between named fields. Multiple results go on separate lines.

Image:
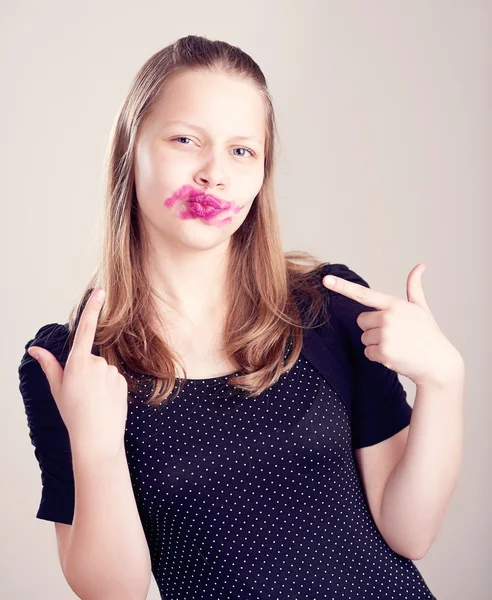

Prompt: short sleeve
xmin=320 ymin=263 xmax=413 ymax=449
xmin=18 ymin=322 xmax=75 ymax=525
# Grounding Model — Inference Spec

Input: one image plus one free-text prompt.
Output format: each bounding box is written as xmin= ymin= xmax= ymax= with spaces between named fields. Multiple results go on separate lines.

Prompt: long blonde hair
xmin=68 ymin=35 xmax=331 ymax=406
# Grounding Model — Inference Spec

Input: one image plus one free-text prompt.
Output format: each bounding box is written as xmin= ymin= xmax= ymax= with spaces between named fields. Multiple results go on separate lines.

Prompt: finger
xmin=28 ymin=346 xmax=64 ymax=399
xmin=70 ymin=288 xmax=106 ymax=358
xmin=356 ymin=309 xmax=382 ymax=332
xmin=323 ymin=276 xmax=393 ymax=310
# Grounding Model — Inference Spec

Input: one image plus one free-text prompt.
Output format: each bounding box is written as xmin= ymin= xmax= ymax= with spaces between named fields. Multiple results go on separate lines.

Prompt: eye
xmin=233 ymin=146 xmax=255 ymax=158
xmin=173 ymin=136 xmax=194 ymax=145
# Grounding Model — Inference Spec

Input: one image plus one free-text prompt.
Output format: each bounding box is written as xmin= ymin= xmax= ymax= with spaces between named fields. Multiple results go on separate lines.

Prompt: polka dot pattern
xmin=122 ymin=350 xmax=436 ymax=599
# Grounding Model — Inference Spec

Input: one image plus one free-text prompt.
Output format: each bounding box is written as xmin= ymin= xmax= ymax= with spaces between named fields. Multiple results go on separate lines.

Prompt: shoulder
xmin=19 ymin=322 xmax=71 ymax=375
xmin=316 ymin=262 xmax=372 ymax=316
xmin=292 ymin=262 xmax=371 ymax=322
xmin=310 ymin=262 xmax=378 ymax=352
xmin=318 ymin=262 xmax=370 ymax=288
xmin=18 ymin=323 xmax=70 ymax=428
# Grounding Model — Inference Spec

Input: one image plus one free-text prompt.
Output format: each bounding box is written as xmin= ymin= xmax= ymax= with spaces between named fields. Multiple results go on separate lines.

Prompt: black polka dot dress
xmin=18 ymin=264 xmax=437 ymax=599
xmin=120 ymin=350 xmax=435 ymax=599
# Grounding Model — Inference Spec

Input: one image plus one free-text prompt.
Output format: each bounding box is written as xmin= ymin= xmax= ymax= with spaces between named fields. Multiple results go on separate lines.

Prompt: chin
xmin=173 ymin=225 xmax=232 ymax=251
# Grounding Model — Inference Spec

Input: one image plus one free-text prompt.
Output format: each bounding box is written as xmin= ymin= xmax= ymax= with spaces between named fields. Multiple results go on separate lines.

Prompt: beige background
xmin=2 ymin=1 xmax=490 ymax=598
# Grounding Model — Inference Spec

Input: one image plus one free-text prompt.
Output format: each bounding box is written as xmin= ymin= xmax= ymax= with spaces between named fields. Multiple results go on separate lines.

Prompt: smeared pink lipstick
xmin=164 ymin=184 xmax=244 ymax=226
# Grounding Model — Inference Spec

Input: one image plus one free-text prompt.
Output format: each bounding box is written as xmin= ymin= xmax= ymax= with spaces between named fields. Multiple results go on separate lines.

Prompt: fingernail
xmin=324 ymin=276 xmax=336 ymax=287
xmin=28 ymin=348 xmax=40 ymax=361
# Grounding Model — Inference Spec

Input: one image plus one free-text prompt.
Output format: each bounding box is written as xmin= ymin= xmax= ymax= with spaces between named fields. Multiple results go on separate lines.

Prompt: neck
xmin=145 ymin=240 xmax=231 ymax=326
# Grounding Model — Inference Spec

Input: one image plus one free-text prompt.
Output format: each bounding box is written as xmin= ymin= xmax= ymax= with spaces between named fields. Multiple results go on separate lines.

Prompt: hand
xmin=323 ymin=264 xmax=464 ymax=387
xmin=27 ymin=288 xmax=129 ymax=459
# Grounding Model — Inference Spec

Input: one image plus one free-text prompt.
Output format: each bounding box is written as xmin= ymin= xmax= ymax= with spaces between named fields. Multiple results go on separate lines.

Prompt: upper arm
xmin=320 ymin=263 xmax=413 ymax=449
xmin=19 ymin=323 xmax=76 ymax=525
xmin=354 ymin=425 xmax=409 ymax=530
xmin=54 ymin=522 xmax=72 ymax=574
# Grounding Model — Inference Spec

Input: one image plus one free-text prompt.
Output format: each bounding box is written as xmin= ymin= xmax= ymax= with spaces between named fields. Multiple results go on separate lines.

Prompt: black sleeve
xmin=321 ymin=263 xmax=413 ymax=449
xmin=18 ymin=323 xmax=75 ymax=524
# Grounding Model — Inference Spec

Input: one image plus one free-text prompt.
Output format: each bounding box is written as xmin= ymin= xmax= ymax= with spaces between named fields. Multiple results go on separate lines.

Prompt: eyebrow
xmin=164 ymin=120 xmax=264 ymax=146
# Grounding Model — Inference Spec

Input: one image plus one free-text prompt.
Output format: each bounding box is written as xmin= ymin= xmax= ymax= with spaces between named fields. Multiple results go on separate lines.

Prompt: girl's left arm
xmin=379 ymin=358 xmax=465 ymax=559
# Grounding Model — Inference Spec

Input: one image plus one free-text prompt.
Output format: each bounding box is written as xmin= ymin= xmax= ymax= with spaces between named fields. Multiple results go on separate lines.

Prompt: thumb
xmin=27 ymin=346 xmax=64 ymax=399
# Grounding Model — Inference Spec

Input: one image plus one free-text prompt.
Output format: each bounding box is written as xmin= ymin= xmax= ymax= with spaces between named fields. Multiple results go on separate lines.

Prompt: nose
xmin=193 ymin=152 xmax=227 ymax=189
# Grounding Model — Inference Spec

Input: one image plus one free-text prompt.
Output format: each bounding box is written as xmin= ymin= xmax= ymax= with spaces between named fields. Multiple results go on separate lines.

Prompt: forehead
xmin=147 ymin=70 xmax=266 ymax=139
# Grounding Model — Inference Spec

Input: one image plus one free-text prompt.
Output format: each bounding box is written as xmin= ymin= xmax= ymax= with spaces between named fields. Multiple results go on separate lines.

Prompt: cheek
xmin=134 ymin=151 xmax=178 ymax=202
xmin=134 ymin=147 xmax=156 ymax=199
xmin=251 ymin=162 xmax=265 ymax=190
xmin=236 ymin=163 xmax=264 ymax=196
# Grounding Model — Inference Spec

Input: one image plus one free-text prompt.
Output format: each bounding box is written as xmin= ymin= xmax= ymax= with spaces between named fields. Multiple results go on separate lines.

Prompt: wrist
xmin=416 ymin=351 xmax=465 ymax=391
xmin=69 ymin=437 xmax=126 ymax=464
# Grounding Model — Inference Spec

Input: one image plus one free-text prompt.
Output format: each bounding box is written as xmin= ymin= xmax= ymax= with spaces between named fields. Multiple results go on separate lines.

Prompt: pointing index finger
xmin=323 ymin=275 xmax=392 ymax=310
xmin=70 ymin=288 xmax=105 ymax=357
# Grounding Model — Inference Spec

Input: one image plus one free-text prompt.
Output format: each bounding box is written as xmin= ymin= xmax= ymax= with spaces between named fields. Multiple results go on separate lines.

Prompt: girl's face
xmin=134 ymin=69 xmax=266 ymax=252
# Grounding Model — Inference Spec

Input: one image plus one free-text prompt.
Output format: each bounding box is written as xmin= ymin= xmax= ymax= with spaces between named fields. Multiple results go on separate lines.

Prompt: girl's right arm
xmin=27 ymin=288 xmax=151 ymax=599
xmin=61 ymin=446 xmax=151 ymax=600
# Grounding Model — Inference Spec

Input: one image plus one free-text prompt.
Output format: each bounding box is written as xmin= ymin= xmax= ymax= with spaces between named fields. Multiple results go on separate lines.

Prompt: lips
xmin=186 ymin=199 xmax=224 ymax=217
xmin=163 ymin=184 xmax=245 ymax=225
xmin=188 ymin=197 xmax=222 ymax=209
xmin=185 ymin=192 xmax=224 ymax=211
